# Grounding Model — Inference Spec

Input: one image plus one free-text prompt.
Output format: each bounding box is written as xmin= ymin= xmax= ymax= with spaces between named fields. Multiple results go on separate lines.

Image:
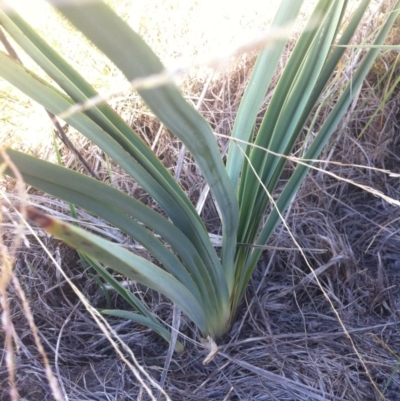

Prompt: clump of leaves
xmin=0 ymin=0 xmax=399 ymax=349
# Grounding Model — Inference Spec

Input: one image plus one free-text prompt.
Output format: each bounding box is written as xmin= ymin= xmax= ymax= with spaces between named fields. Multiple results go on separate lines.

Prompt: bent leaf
xmin=100 ymin=309 xmax=184 ymax=353
xmin=49 ymin=0 xmax=239 ymax=290
xmin=25 ymin=207 xmax=208 ymax=335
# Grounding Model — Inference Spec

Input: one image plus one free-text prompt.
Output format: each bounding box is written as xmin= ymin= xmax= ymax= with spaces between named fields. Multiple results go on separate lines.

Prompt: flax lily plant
xmin=0 ymin=0 xmax=398 ymax=350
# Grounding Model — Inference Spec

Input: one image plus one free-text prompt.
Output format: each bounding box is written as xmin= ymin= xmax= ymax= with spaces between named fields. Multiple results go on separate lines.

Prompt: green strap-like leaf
xmin=25 ymin=207 xmax=208 ymax=335
xmin=83 ymin=256 xmax=184 ymax=351
xmin=0 ymin=54 xmax=229 ymax=312
xmin=0 ymin=148 xmax=223 ymax=319
xmin=250 ymin=1 xmax=345 ymax=234
xmin=226 ymin=0 xmax=304 ymax=189
xmin=0 ymin=9 xmax=197 ymax=215
xmin=100 ymin=309 xmax=184 ymax=353
xmin=253 ymin=0 xmax=371 ymax=226
xmin=48 ymin=0 xmax=239 ymax=291
xmin=0 ymin=7 xmax=228 ymax=307
xmin=231 ymin=1 xmax=344 ymax=297
xmin=240 ymin=0 xmax=400 ymax=302
xmin=84 ymin=256 xmax=153 ymax=316
xmin=238 ymin=0 xmax=341 ymax=245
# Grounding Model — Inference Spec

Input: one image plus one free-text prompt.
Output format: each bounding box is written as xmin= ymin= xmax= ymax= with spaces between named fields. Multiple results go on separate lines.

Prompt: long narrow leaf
xmin=48 ymin=0 xmax=239 ymax=290
xmin=0 ymin=55 xmax=229 ymax=313
xmin=237 ymin=0 xmax=335 ymax=242
xmin=85 ymin=256 xmax=184 ymax=351
xmin=0 ymin=8 xmax=228 ymax=309
xmin=0 ymin=148 xmax=223 ymax=320
xmin=226 ymin=0 xmax=304 ymax=189
xmin=242 ymin=0 xmax=400 ymax=300
xmin=243 ymin=0 xmax=345 ymax=241
xmin=232 ymin=0 xmax=343 ymax=295
xmin=252 ymin=0 xmax=371 ymax=229
xmin=25 ymin=207 xmax=209 ymax=335
xmin=100 ymin=309 xmax=184 ymax=353
xmin=0 ymin=9 xmax=198 ymax=215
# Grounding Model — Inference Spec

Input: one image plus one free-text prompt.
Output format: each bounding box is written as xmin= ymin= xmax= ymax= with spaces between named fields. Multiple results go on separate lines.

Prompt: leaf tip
xmin=25 ymin=207 xmax=55 ymax=229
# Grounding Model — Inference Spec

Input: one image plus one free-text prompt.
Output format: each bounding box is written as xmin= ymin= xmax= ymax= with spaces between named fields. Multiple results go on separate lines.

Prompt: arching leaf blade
xmin=25 ymin=207 xmax=208 ymax=335
xmin=0 ymin=8 xmax=198 ymax=215
xmin=0 ymin=148 xmax=221 ymax=317
xmin=100 ymin=309 xmax=184 ymax=353
xmin=0 ymin=54 xmax=228 ymax=309
xmin=49 ymin=0 xmax=238 ymax=292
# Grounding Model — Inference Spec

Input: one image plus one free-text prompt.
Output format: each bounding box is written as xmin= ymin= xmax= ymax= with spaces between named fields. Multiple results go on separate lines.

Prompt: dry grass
xmin=1 ymin=0 xmax=400 ymax=400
